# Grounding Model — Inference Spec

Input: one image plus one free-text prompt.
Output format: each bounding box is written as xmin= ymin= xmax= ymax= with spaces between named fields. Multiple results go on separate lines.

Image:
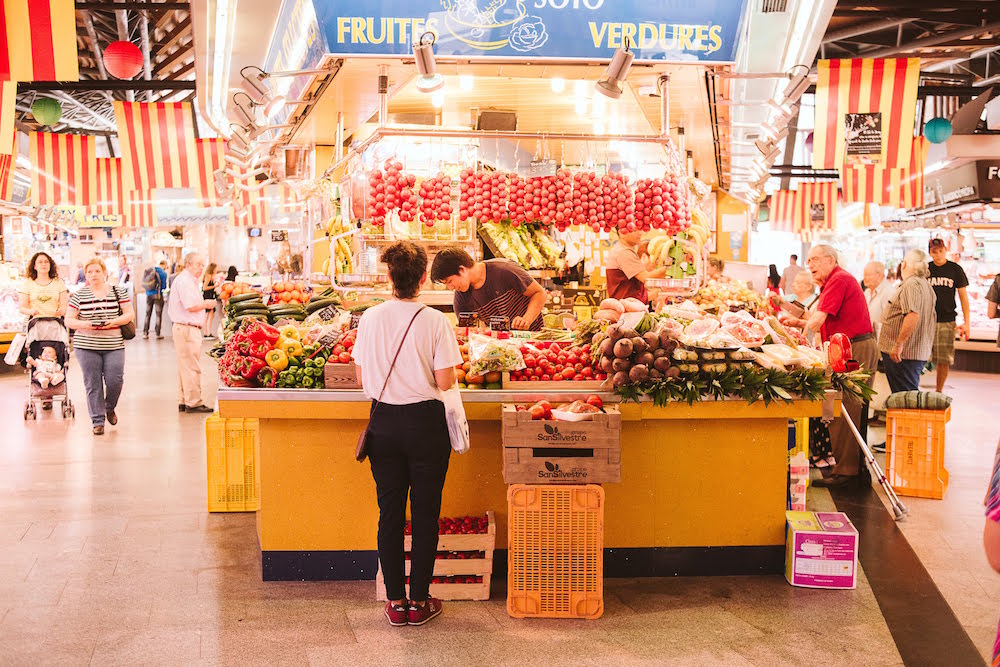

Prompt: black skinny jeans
xmin=367 ymin=399 xmax=451 ymax=602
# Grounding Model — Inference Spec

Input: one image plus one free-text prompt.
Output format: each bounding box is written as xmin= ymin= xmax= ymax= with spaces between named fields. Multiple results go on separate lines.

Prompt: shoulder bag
xmin=112 ymin=286 xmax=136 ymax=340
xmin=355 ymin=306 xmax=426 ymax=462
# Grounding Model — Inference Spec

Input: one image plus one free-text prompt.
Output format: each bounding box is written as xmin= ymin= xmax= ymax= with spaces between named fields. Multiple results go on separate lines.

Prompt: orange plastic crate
xmin=507 ymin=485 xmax=604 ymax=620
xmin=205 ymin=415 xmax=260 ymax=512
xmin=886 ymin=407 xmax=950 ymax=499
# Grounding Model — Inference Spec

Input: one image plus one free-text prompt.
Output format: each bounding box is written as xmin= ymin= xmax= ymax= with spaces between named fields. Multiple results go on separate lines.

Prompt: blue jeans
xmin=881 ymin=352 xmax=925 ymax=394
xmin=75 ymin=348 xmax=125 ymax=426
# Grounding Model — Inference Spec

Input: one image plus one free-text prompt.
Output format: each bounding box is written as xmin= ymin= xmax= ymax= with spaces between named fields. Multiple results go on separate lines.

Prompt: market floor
xmin=0 ymin=340 xmax=996 ymax=666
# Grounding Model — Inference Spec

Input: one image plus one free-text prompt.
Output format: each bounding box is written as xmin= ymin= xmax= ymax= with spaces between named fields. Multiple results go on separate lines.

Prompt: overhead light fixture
xmin=760 ymin=121 xmax=788 ymax=142
xmin=782 ymin=64 xmax=811 ymax=104
xmin=595 ymin=37 xmax=634 ymax=100
xmin=413 ymin=31 xmax=444 ymax=93
xmin=767 ymin=99 xmax=798 ymax=121
xmin=240 ymin=64 xmax=329 ymax=99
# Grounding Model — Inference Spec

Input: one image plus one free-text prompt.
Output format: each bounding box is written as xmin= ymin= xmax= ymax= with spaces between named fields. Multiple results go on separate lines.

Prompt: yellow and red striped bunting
xmin=231 ymin=173 xmax=269 ymax=228
xmin=0 ymin=0 xmax=78 ymax=82
xmin=842 ymin=137 xmax=928 ymax=209
xmin=0 ymin=80 xmax=14 ymax=154
xmin=113 ymin=101 xmax=198 ymax=191
xmin=194 ymin=138 xmax=227 ymax=208
xmin=124 ymin=189 xmax=157 ymax=228
xmin=813 ymin=58 xmax=920 ymax=170
xmin=768 ymin=182 xmax=839 ymax=240
xmin=29 ymin=131 xmax=96 ymax=206
xmin=90 ymin=157 xmax=127 ymax=216
xmin=0 ymin=133 xmax=15 ymax=200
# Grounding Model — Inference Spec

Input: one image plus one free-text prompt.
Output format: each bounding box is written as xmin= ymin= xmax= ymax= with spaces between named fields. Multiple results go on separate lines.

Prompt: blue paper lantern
xmin=924 ymin=117 xmax=952 ymax=144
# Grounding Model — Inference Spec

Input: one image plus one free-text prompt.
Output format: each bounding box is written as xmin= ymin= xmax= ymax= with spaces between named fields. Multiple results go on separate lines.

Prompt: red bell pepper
xmin=256 ymin=366 xmax=277 ymax=388
xmin=247 ymin=339 xmax=271 ymax=360
xmin=243 ymin=319 xmax=280 ymax=346
xmin=240 ymin=356 xmax=266 ymax=380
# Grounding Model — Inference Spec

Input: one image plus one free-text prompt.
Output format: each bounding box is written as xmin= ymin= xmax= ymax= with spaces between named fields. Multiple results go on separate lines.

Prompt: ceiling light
xmin=767 ymin=99 xmax=798 ymax=121
xmin=413 ymin=32 xmax=444 ymax=93
xmin=459 ymin=75 xmax=474 ymax=91
xmin=782 ymin=65 xmax=811 ymax=104
xmin=551 ymin=78 xmax=565 ymax=93
xmin=595 ymin=38 xmax=634 ymax=100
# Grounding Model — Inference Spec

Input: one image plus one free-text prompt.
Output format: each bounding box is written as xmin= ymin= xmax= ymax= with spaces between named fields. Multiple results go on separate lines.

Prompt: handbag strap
xmin=371 ymin=305 xmax=426 ymax=410
xmin=111 ymin=285 xmax=124 ymax=316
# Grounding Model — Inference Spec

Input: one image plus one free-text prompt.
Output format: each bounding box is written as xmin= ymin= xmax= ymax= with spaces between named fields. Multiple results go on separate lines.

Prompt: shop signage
xmin=844 ymin=112 xmax=882 ymax=165
xmin=52 ymin=207 xmax=123 ymax=228
xmin=306 ymin=0 xmax=747 ymax=62
xmin=265 ymin=0 xmax=327 ymax=124
xmin=271 ymin=229 xmax=289 ymax=242
xmin=942 ymin=185 xmax=975 ymax=203
xmin=976 ymin=160 xmax=1000 ymax=200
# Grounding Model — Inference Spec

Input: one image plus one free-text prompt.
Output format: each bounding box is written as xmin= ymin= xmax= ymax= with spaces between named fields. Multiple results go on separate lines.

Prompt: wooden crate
xmin=501 ymin=405 xmax=622 ymax=484
xmin=324 ymin=362 xmax=361 ymax=389
xmin=375 ymin=511 xmax=495 ymax=601
xmin=501 ymin=372 xmax=607 ymax=391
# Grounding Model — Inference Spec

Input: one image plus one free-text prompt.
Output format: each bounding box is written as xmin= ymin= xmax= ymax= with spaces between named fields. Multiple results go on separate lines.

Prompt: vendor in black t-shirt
xmin=430 ymin=248 xmax=546 ymax=331
xmin=927 ymin=237 xmax=970 ymax=393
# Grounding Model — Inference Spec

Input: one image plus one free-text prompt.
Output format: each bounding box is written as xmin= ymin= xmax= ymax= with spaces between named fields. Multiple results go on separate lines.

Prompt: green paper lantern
xmin=31 ymin=97 xmax=62 ymax=126
xmin=924 ymin=117 xmax=952 ymax=144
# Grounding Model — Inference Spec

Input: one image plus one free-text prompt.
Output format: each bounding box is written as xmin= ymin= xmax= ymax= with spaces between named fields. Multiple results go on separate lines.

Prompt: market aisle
xmin=6 ymin=341 xmax=998 ymax=664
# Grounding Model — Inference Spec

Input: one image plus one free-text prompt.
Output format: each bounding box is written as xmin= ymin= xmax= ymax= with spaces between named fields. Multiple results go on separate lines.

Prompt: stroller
xmin=23 ymin=317 xmax=75 ymax=420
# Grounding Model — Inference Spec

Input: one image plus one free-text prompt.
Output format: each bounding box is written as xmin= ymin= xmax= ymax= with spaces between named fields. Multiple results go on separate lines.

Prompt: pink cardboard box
xmin=785 ymin=511 xmax=858 ymax=589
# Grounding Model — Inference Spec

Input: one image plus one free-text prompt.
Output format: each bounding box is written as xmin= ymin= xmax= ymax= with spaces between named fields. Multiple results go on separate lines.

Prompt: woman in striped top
xmin=65 ymin=258 xmax=135 ymax=435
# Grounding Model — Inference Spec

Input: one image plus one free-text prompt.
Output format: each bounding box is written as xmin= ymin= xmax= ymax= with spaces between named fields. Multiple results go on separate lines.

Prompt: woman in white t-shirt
xmin=351 ymin=241 xmax=461 ymax=628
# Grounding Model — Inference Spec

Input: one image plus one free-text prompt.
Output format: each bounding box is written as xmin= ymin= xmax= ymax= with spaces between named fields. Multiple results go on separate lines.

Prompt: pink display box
xmin=785 ymin=511 xmax=858 ymax=589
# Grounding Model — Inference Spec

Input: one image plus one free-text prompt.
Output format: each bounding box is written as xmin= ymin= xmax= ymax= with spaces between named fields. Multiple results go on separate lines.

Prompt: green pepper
xmin=314 ymin=358 xmax=326 ymax=368
xmin=304 ymin=358 xmax=315 ymax=369
xmin=302 ymin=376 xmax=315 ymax=388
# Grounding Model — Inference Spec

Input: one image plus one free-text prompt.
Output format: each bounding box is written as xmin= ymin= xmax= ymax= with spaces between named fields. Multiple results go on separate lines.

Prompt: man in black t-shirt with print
xmin=927 ymin=238 xmax=970 ymax=393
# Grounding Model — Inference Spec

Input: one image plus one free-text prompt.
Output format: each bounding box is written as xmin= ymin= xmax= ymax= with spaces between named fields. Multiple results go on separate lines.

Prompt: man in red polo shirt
xmin=804 ymin=244 xmax=878 ymax=488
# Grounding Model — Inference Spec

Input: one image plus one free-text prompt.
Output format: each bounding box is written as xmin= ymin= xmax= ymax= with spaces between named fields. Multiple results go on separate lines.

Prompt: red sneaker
xmin=384 ymin=601 xmax=408 ymax=627
xmin=407 ymin=597 xmax=443 ymax=626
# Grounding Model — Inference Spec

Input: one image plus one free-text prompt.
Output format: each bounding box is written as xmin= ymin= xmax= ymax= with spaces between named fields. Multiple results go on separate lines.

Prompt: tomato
xmin=541 ymin=374 xmax=552 ymax=382
xmin=338 ymin=352 xmax=351 ymax=364
xmin=586 ymin=395 xmax=603 ymax=409
xmin=528 ymin=375 xmax=540 ymax=382
xmin=333 ymin=344 xmax=345 ymax=355
xmin=581 ymin=367 xmax=594 ymax=378
xmin=574 ymin=363 xmax=584 ymax=372
xmin=524 ymin=356 xmax=537 ymax=368
xmin=561 ymin=368 xmax=576 ymax=381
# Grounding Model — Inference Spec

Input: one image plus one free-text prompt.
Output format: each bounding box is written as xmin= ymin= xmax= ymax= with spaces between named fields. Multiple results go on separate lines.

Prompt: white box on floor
xmin=785 ymin=511 xmax=858 ymax=589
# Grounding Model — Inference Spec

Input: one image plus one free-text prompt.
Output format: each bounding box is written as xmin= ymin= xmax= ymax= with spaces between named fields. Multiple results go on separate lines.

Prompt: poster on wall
xmin=844 ymin=112 xmax=882 ymax=166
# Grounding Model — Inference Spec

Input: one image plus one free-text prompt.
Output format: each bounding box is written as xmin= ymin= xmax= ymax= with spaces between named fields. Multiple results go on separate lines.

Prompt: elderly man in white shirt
xmin=168 ymin=253 xmax=216 ymax=413
xmin=864 ymin=261 xmax=895 ymax=336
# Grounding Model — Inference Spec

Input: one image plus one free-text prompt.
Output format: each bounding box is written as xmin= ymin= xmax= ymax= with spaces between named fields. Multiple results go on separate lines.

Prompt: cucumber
xmin=228 ymin=292 xmax=262 ymax=304
xmin=305 ymin=298 xmax=339 ymax=313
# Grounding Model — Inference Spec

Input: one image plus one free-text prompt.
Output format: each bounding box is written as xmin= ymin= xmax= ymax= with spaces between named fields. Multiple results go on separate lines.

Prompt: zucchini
xmin=227 ymin=292 xmax=262 ymax=304
xmin=305 ymin=298 xmax=339 ymax=313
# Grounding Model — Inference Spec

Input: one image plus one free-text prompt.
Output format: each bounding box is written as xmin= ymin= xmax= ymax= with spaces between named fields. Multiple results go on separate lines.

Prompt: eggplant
xmin=612 ymin=371 xmax=630 ymax=388
xmin=653 ymin=356 xmax=672 ymax=372
xmin=629 ymin=364 xmax=649 ymax=383
xmin=612 ymin=358 xmax=631 ymax=373
xmin=642 ymin=332 xmax=660 ymax=351
xmin=613 ymin=338 xmax=633 ymax=359
xmin=635 ymin=351 xmax=655 ymax=367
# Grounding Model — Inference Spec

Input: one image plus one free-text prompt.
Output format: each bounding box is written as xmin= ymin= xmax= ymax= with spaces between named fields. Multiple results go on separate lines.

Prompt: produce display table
xmin=217 ymin=389 xmax=833 ymax=581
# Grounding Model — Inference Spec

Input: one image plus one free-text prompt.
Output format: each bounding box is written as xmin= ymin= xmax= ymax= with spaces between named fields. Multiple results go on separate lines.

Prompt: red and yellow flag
xmin=813 ymin=58 xmax=920 ymax=170
xmin=768 ymin=182 xmax=838 ymax=240
xmin=0 ymin=133 xmax=15 ymax=200
xmin=231 ymin=175 xmax=269 ymax=228
xmin=29 ymin=131 xmax=96 ymax=206
xmin=769 ymin=190 xmax=804 ymax=236
xmin=194 ymin=138 xmax=227 ymax=208
xmin=0 ymin=0 xmax=78 ymax=81
xmin=113 ymin=101 xmax=198 ymax=191
xmin=842 ymin=137 xmax=928 ymax=209
xmin=0 ymin=80 xmax=14 ymax=154
xmin=91 ymin=157 xmax=127 ymax=216
xmin=124 ymin=189 xmax=157 ymax=228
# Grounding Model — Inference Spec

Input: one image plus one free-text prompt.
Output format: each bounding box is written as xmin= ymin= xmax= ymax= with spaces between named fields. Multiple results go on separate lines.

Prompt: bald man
xmin=168 ymin=253 xmax=216 ymax=414
xmin=863 ymin=261 xmax=895 ymax=337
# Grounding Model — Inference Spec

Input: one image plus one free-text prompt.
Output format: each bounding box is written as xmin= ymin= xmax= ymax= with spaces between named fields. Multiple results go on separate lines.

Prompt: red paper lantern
xmin=103 ymin=41 xmax=143 ymax=79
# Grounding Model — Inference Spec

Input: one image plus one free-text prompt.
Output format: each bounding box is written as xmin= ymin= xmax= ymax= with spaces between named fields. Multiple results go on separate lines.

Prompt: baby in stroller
xmin=27 ymin=346 xmax=65 ymax=388
xmin=23 ymin=317 xmax=75 ymax=420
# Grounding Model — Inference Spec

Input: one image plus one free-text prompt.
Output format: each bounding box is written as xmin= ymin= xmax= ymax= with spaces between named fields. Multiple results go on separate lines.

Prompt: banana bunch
xmin=646 ymin=230 xmax=675 ymax=266
xmin=644 ymin=230 xmax=698 ymax=278
xmin=332 ymin=236 xmax=353 ymax=275
xmin=325 ymin=213 xmax=349 ymax=237
xmin=686 ymin=208 xmax=712 ymax=252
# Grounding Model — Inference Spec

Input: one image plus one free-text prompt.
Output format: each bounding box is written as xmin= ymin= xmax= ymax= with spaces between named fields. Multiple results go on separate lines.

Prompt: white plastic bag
xmin=4 ymin=332 xmax=24 ymax=365
xmin=441 ymin=386 xmax=469 ymax=453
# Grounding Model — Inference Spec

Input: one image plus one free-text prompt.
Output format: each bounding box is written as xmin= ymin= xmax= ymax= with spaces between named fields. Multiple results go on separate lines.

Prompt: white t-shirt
xmin=352 ymin=301 xmax=462 ymax=405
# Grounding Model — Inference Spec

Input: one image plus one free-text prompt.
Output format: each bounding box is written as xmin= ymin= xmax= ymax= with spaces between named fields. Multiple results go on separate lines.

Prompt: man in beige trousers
xmin=168 ymin=253 xmax=216 ymax=414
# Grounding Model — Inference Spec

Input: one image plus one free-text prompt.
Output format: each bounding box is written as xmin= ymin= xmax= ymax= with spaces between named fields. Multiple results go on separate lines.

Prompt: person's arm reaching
xmin=804 ymin=310 xmax=828 ymax=338
xmin=512 ymin=281 xmax=547 ymax=330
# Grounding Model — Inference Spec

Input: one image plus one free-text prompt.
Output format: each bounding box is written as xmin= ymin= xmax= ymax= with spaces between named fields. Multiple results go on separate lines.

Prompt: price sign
xmin=489 ymin=315 xmax=510 ymax=332
xmin=271 ymin=229 xmax=288 ymax=242
xmin=457 ymin=312 xmax=478 ymax=327
xmin=529 ymin=159 xmax=556 ymax=177
xmin=316 ymin=304 xmax=339 ymax=321
xmin=317 ymin=329 xmax=342 ymax=348
xmin=350 ymin=312 xmax=363 ymax=330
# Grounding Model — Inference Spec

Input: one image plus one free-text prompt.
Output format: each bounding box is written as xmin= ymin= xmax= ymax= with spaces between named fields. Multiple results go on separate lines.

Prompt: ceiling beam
xmin=155 ymin=42 xmax=192 ymax=76
xmin=81 ymin=12 xmax=109 ymax=79
xmin=822 ymin=18 xmax=915 ymax=43
xmin=833 ymin=10 xmax=998 ymax=26
xmin=139 ymin=10 xmax=153 ymax=102
xmin=19 ymin=80 xmax=196 ymax=91
xmin=153 ymin=17 xmax=191 ymax=59
xmin=859 ymin=21 xmax=1000 ymax=59
xmin=164 ymin=60 xmax=194 ymax=81
xmin=76 ymin=2 xmax=190 ymax=9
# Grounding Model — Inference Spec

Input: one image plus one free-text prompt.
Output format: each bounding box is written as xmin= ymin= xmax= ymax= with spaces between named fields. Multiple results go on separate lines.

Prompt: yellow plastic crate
xmin=507 ymin=484 xmax=604 ymax=620
xmin=886 ymin=407 xmax=950 ymax=499
xmin=205 ymin=414 xmax=260 ymax=512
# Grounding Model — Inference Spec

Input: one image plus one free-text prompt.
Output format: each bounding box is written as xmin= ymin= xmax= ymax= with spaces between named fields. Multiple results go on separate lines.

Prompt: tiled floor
xmin=0 ymin=339 xmax=995 ymax=665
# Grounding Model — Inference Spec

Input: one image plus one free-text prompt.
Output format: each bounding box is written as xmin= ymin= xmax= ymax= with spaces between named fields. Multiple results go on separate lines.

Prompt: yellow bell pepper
xmin=278 ymin=324 xmax=300 ymax=341
xmin=278 ymin=336 xmax=303 ymax=359
xmin=264 ymin=348 xmax=288 ymax=371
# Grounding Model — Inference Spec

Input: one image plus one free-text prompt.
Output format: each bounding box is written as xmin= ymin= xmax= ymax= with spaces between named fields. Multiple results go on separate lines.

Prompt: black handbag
xmin=355 ymin=306 xmax=425 ymax=462
xmin=112 ymin=287 xmax=136 ymax=340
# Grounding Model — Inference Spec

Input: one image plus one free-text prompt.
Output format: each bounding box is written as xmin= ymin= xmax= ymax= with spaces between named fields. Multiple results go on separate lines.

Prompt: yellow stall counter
xmin=218 ymin=388 xmax=831 ymax=581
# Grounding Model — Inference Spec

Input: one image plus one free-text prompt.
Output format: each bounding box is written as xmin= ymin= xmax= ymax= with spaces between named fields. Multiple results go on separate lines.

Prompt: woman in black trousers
xmin=351 ymin=241 xmax=461 ymax=627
